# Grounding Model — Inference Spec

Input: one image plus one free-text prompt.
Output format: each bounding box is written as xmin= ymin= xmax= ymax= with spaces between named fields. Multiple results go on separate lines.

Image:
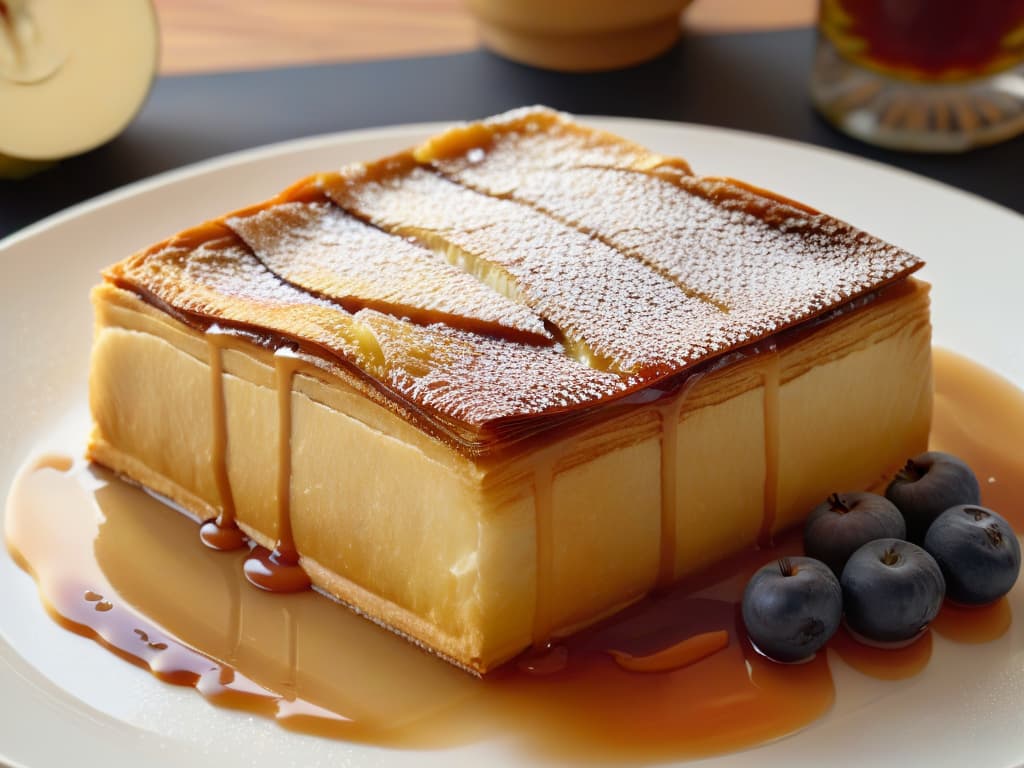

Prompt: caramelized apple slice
xmin=414 ymin=105 xmax=687 ymax=182
xmin=418 ymin=106 xmax=923 ymax=343
xmin=323 ymin=162 xmax=729 ymax=379
xmin=107 ymin=223 xmax=369 ymax=364
xmin=354 ymin=308 xmax=626 ymax=426
xmin=107 ymin=222 xmax=625 ymax=429
xmin=226 ymin=200 xmax=552 ymax=346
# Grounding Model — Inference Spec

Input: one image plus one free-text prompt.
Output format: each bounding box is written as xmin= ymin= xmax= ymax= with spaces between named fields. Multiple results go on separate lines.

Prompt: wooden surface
xmin=153 ymin=0 xmax=816 ymax=75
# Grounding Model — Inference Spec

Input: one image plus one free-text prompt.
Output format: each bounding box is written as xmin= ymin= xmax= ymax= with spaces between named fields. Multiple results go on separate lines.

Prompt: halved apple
xmin=0 ymin=0 xmax=157 ymax=177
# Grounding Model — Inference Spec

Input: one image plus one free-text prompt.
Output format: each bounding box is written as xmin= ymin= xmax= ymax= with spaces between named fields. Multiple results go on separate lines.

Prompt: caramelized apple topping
xmin=419 ymin=106 xmax=922 ymax=348
xmin=323 ymin=162 xmax=730 ymax=378
xmin=103 ymin=108 xmax=925 ymax=438
xmin=226 ymin=199 xmax=552 ymax=346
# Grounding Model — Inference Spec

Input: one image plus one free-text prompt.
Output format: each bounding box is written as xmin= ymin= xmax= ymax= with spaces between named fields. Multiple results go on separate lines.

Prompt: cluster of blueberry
xmin=742 ymin=452 xmax=1020 ymax=663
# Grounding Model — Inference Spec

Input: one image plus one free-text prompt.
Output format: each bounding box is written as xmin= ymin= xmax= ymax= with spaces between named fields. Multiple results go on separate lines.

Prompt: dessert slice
xmin=87 ymin=109 xmax=931 ymax=674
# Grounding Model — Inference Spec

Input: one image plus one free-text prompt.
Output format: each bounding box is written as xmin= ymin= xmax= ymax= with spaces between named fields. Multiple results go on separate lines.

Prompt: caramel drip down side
xmin=531 ymin=460 xmax=555 ymax=648
xmin=276 ymin=351 xmax=300 ymax=561
xmin=759 ymin=349 xmax=781 ymax=548
xmin=17 ymin=344 xmax=1024 ymax=760
xmin=199 ymin=332 xmax=246 ymax=551
xmin=654 ymin=370 xmax=709 ymax=587
xmin=242 ymin=350 xmax=311 ymax=593
xmin=656 ymin=396 xmax=683 ymax=588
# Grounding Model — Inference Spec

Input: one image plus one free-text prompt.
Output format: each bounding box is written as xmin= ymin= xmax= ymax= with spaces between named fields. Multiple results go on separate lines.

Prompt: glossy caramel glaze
xmin=239 ymin=350 xmax=311 ymax=593
xmin=7 ymin=349 xmax=1021 ymax=760
xmin=106 ymin=223 xmax=628 ymax=451
xmin=103 ymin=108 xmax=923 ymax=452
xmin=830 ymin=626 xmax=933 ymax=680
xmin=5 ymin=461 xmax=834 ymax=758
xmin=325 ymin=160 xmax=733 ymax=376
xmin=225 ymin=198 xmax=552 ymax=345
xmin=759 ymin=347 xmax=782 ymax=547
xmin=200 ymin=331 xmax=247 ymax=551
xmin=418 ymin=107 xmax=922 ymax=344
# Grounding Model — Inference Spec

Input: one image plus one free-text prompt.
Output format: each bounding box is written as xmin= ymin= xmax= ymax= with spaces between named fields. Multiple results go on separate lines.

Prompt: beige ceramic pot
xmin=468 ymin=0 xmax=692 ymax=72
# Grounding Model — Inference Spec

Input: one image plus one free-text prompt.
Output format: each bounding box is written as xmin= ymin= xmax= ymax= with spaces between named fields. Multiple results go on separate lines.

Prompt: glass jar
xmin=810 ymin=0 xmax=1024 ymax=151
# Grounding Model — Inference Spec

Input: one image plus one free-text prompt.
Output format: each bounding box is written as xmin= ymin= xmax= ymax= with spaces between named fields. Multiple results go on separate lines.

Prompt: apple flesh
xmin=0 ymin=0 xmax=157 ymax=168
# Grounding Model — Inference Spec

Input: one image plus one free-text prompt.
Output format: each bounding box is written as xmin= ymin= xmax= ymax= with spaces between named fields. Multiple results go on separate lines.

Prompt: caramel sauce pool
xmin=5 ymin=349 xmax=1023 ymax=761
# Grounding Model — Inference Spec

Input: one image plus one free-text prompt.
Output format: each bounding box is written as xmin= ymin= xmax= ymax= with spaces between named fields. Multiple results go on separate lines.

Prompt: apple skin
xmin=804 ymin=492 xmax=906 ymax=577
xmin=742 ymin=556 xmax=842 ymax=663
xmin=841 ymin=538 xmax=945 ymax=644
xmin=0 ymin=153 xmax=53 ymax=180
xmin=886 ymin=452 xmax=981 ymax=542
xmin=924 ymin=505 xmax=1021 ymax=606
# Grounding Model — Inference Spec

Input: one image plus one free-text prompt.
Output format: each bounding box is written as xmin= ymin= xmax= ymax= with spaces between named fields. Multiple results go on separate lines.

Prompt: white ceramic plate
xmin=2 ymin=118 xmax=1023 ymax=768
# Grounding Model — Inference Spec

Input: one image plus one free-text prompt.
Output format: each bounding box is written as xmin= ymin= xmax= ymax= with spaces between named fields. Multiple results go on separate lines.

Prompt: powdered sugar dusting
xmin=113 ymin=234 xmax=367 ymax=362
xmin=420 ymin=106 xmax=677 ymax=191
xmin=226 ymin=201 xmax=551 ymax=344
xmin=109 ymin=228 xmax=624 ymax=429
xmin=356 ymin=309 xmax=625 ymax=425
xmin=106 ymin=109 xmax=924 ymax=439
xmin=327 ymin=166 xmax=732 ymax=378
xmin=425 ymin=108 xmax=922 ymax=348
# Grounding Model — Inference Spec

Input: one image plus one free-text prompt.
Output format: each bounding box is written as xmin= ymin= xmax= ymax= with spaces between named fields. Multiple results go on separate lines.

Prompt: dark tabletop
xmin=1 ymin=27 xmax=1021 ymax=239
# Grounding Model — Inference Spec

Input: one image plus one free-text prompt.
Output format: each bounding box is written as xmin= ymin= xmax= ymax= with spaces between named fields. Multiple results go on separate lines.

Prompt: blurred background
xmin=1 ymin=0 xmax=1021 ymax=237
xmin=152 ymin=0 xmax=815 ymax=73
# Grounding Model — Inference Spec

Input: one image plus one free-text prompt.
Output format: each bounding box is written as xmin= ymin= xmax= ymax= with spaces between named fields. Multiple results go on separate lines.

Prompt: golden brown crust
xmin=101 ymin=107 xmax=924 ymax=455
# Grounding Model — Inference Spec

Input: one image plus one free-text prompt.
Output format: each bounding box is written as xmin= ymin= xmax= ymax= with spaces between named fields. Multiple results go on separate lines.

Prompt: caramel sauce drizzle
xmin=654 ymin=369 xmax=710 ymax=588
xmin=609 ymin=629 xmax=729 ymax=673
xmin=830 ymin=626 xmax=933 ymax=680
xmin=759 ymin=347 xmax=782 ymax=548
xmin=656 ymin=396 xmax=683 ymax=588
xmin=6 ymin=348 xmax=1024 ymax=760
xmin=6 ymin=458 xmax=837 ymax=757
xmin=274 ymin=349 xmax=301 ymax=562
xmin=199 ymin=330 xmax=247 ymax=551
xmin=531 ymin=459 xmax=556 ymax=648
xmin=241 ymin=349 xmax=310 ymax=593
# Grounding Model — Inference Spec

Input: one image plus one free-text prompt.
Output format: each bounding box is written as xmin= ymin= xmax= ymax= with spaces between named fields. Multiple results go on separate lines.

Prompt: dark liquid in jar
xmin=822 ymin=0 xmax=1024 ymax=78
xmin=4 ymin=348 xmax=1022 ymax=760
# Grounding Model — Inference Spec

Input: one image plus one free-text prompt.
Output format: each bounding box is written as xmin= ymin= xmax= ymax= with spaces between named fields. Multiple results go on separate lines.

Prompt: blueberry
xmin=923 ymin=505 xmax=1021 ymax=605
xmin=804 ymin=492 xmax=906 ymax=577
xmin=742 ymin=556 xmax=842 ymax=663
xmin=841 ymin=538 xmax=945 ymax=644
xmin=886 ymin=451 xmax=981 ymax=542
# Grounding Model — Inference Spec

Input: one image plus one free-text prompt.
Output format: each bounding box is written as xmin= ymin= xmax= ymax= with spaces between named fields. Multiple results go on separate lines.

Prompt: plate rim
xmin=3 ymin=114 xmax=1021 ymax=254
xmin=3 ymin=114 xmax=1024 ymax=768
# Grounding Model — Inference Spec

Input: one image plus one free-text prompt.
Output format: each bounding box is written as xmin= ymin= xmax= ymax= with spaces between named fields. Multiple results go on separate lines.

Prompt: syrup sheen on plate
xmin=4 ymin=348 xmax=1022 ymax=761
